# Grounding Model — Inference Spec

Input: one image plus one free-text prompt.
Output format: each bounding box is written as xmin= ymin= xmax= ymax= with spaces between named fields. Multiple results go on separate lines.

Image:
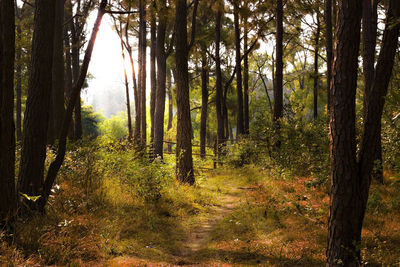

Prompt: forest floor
xmin=2 ymin=151 xmax=400 ymax=266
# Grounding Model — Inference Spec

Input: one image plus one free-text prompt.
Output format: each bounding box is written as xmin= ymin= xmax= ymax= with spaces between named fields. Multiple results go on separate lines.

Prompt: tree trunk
xmin=70 ymin=17 xmax=82 ymax=140
xmin=175 ymin=0 xmax=194 ymax=184
xmin=139 ymin=0 xmax=147 ymax=147
xmin=215 ymin=7 xmax=224 ymax=155
xmin=153 ymin=0 xmax=167 ymax=159
xmin=234 ymin=1 xmax=244 ymax=136
xmin=49 ymin=0 xmax=65 ymax=144
xmin=313 ymin=11 xmax=320 ymax=119
xmin=167 ymin=69 xmax=173 ymax=152
xmin=325 ymin=0 xmax=333 ymax=115
xmin=40 ymin=0 xmax=108 ymax=211
xmin=64 ymin=8 xmax=75 ymax=139
xmin=18 ymin=0 xmax=56 ymax=213
xmin=362 ymin=0 xmax=382 ymax=183
xmin=120 ymin=38 xmax=133 ymax=140
xmin=200 ymin=48 xmax=208 ymax=159
xmin=150 ymin=5 xmax=157 ymax=146
xmin=127 ymin=46 xmax=140 ymax=143
xmin=15 ymin=2 xmax=22 ymax=142
xmin=243 ymin=22 xmax=250 ymax=134
xmin=0 ymin=0 xmax=17 ymax=223
xmin=273 ymin=0 xmax=283 ymax=123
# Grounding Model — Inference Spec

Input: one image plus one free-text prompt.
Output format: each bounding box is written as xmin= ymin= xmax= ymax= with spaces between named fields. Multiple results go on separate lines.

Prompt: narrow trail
xmin=177 ymin=182 xmax=246 ymax=265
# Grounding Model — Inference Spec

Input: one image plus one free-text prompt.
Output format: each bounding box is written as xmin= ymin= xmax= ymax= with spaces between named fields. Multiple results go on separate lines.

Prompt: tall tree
xmin=14 ymin=0 xmax=23 ymax=142
xmin=325 ymin=0 xmax=332 ymax=114
xmin=150 ymin=2 xmax=157 ymax=145
xmin=167 ymin=69 xmax=173 ymax=153
xmin=174 ymin=0 xmax=198 ymax=184
xmin=215 ymin=3 xmax=225 ymax=155
xmin=326 ymin=0 xmax=400 ymax=264
xmin=233 ymin=0 xmax=244 ymax=136
xmin=18 ymin=0 xmax=56 ymax=212
xmin=313 ymin=8 xmax=320 ymax=119
xmin=153 ymin=0 xmax=167 ymax=159
xmin=243 ymin=21 xmax=250 ymax=134
xmin=49 ymin=0 xmax=66 ymax=144
xmin=139 ymin=0 xmax=147 ymax=147
xmin=199 ymin=46 xmax=208 ymax=159
xmin=0 ymin=0 xmax=17 ymax=223
xmin=362 ymin=0 xmax=382 ymax=183
xmin=273 ymin=0 xmax=283 ymax=123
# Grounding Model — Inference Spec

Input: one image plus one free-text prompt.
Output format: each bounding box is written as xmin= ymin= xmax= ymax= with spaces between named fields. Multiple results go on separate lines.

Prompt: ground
xmin=2 ymin=162 xmax=400 ymax=266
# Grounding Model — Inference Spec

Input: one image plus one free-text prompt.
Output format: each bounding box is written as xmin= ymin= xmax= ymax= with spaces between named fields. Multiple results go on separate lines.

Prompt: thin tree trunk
xmin=175 ymin=0 xmax=194 ymax=184
xmin=70 ymin=17 xmax=82 ymax=140
xmin=15 ymin=1 xmax=22 ymax=142
xmin=40 ymin=0 xmax=108 ymax=211
xmin=325 ymin=0 xmax=333 ymax=115
xmin=273 ymin=0 xmax=283 ymax=123
xmin=243 ymin=22 xmax=250 ymax=134
xmin=64 ymin=10 xmax=75 ymax=139
xmin=18 ymin=0 xmax=56 ymax=213
xmin=200 ymin=48 xmax=208 ymax=159
xmin=167 ymin=69 xmax=173 ymax=152
xmin=139 ymin=0 xmax=147 ymax=147
xmin=153 ymin=0 xmax=167 ymax=159
xmin=150 ymin=5 xmax=157 ymax=146
xmin=120 ymin=37 xmax=133 ymax=140
xmin=215 ymin=7 xmax=224 ymax=155
xmin=313 ymin=11 xmax=320 ymax=119
xmin=0 ymin=0 xmax=17 ymax=223
xmin=234 ymin=0 xmax=244 ymax=136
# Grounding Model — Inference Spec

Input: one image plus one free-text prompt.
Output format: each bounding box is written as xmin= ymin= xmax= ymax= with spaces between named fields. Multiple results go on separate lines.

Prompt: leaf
xmin=19 ymin=192 xmax=41 ymax=202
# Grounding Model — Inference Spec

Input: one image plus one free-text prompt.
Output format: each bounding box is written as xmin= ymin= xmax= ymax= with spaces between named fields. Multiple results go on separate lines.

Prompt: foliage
xmin=98 ymin=112 xmax=128 ymax=140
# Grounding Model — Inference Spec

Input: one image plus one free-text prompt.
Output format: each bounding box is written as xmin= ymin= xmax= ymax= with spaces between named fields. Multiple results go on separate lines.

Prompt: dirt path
xmin=177 ymin=183 xmax=245 ymax=264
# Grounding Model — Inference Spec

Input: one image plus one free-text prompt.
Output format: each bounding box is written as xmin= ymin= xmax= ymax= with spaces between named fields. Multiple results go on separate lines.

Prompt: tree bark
xmin=18 ymin=0 xmax=56 ymax=213
xmin=234 ymin=0 xmax=244 ymax=136
xmin=120 ymin=36 xmax=133 ymax=140
xmin=150 ymin=4 xmax=157 ymax=145
xmin=70 ymin=15 xmax=82 ymax=140
xmin=215 ymin=7 xmax=224 ymax=152
xmin=139 ymin=0 xmax=147 ymax=147
xmin=200 ymin=48 xmax=208 ymax=159
xmin=167 ymin=69 xmax=173 ymax=152
xmin=15 ymin=2 xmax=22 ymax=142
xmin=49 ymin=0 xmax=66 ymax=144
xmin=362 ymin=0 xmax=382 ymax=183
xmin=153 ymin=0 xmax=167 ymax=159
xmin=313 ymin=11 xmax=320 ymax=119
xmin=175 ymin=0 xmax=194 ymax=184
xmin=243 ymin=22 xmax=250 ymax=134
xmin=325 ymin=0 xmax=333 ymax=115
xmin=64 ymin=6 xmax=75 ymax=139
xmin=273 ymin=0 xmax=283 ymax=123
xmin=0 ymin=0 xmax=17 ymax=223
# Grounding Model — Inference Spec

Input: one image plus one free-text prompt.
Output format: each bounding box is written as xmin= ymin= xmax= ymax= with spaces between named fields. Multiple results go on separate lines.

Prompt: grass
xmin=1 ymin=140 xmax=400 ymax=266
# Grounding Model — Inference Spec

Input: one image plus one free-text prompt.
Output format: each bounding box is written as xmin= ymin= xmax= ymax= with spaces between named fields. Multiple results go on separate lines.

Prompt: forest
xmin=1 ymin=0 xmax=400 ymax=266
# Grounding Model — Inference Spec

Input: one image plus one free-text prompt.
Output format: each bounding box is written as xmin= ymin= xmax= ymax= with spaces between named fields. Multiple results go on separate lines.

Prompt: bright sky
xmin=85 ymin=13 xmax=140 ymax=118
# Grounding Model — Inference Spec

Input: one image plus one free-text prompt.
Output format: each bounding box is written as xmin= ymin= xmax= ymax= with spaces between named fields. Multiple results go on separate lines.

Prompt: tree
xmin=174 ymin=0 xmax=198 ymax=184
xmin=48 ymin=0 xmax=66 ymax=144
xmin=362 ymin=0 xmax=382 ymax=183
xmin=327 ymin=0 xmax=400 ymax=264
xmin=150 ymin=2 xmax=157 ymax=146
xmin=233 ymin=0 xmax=244 ymax=136
xmin=139 ymin=0 xmax=147 ymax=147
xmin=18 ymin=0 xmax=56 ymax=212
xmin=153 ymin=0 xmax=168 ymax=159
xmin=313 ymin=6 xmax=320 ymax=119
xmin=0 ymin=0 xmax=17 ymax=223
xmin=325 ymin=0 xmax=332 ymax=114
xmin=273 ymin=0 xmax=283 ymax=124
xmin=215 ymin=2 xmax=225 ymax=156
